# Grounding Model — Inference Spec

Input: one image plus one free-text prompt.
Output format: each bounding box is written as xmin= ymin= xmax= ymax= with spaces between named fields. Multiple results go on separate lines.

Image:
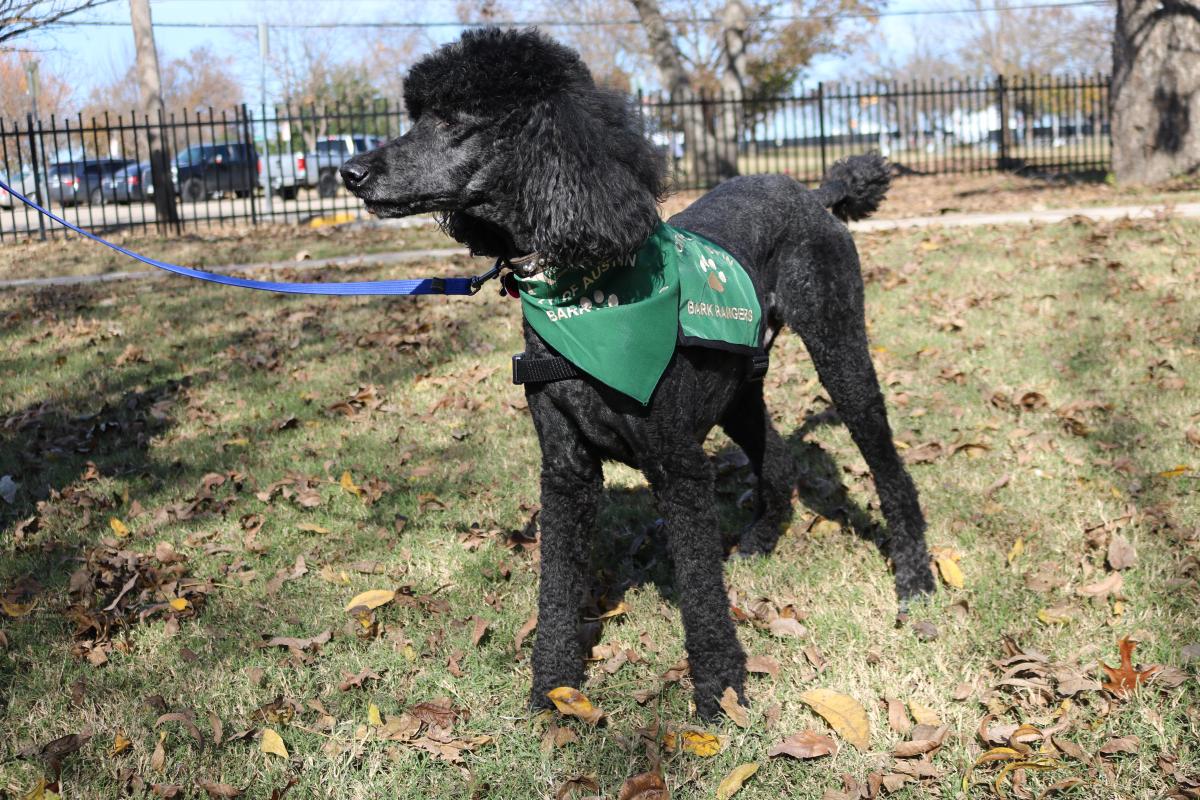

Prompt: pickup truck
xmin=262 ymin=133 xmax=387 ymax=200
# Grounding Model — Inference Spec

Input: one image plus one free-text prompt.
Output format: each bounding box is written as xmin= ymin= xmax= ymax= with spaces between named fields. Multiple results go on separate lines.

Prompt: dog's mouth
xmin=363 ymin=195 xmax=453 ymax=218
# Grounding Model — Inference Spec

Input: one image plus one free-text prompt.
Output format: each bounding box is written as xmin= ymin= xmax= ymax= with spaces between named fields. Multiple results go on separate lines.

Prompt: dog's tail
xmin=813 ymin=153 xmax=891 ymax=222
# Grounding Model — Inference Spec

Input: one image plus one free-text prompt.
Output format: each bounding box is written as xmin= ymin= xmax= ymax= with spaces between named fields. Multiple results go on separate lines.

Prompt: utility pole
xmin=258 ymin=20 xmax=273 ymax=216
xmin=129 ymin=0 xmax=180 ymax=233
xmin=25 ymin=61 xmax=39 ymax=124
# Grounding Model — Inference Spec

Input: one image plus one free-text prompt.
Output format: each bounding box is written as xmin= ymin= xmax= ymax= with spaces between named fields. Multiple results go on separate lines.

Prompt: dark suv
xmin=173 ymin=143 xmax=260 ymax=201
xmin=46 ymin=159 xmax=134 ymax=206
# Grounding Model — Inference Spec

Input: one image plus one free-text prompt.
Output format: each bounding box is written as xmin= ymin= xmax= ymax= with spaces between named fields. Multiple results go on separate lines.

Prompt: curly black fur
xmin=342 ymin=28 xmax=934 ymax=720
xmin=814 ymin=153 xmax=893 ymax=222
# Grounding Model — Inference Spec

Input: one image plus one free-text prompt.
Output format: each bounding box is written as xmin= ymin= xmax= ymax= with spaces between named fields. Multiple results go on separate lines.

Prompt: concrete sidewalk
xmin=3 ymin=200 xmax=1197 ymax=290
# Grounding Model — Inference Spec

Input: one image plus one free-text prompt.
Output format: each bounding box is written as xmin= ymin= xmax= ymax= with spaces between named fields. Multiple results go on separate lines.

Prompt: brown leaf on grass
xmin=151 ymin=733 xmax=166 ymax=771
xmin=555 ymin=774 xmax=599 ymax=799
xmin=1051 ymin=735 xmax=1090 ymax=762
xmin=260 ymin=728 xmax=288 ymax=759
xmin=908 ymin=701 xmax=941 ymax=727
xmin=469 ymin=615 xmax=489 ymax=647
xmin=618 ymin=771 xmax=669 ymax=800
xmin=931 ymin=547 xmax=964 ymax=589
xmin=514 ymin=611 xmax=537 ymax=653
xmin=1099 ymin=735 xmax=1140 ymax=755
xmin=746 ymin=655 xmax=779 ymax=677
xmin=886 ymin=697 xmax=911 ymax=734
xmin=258 ymin=629 xmax=331 ymax=652
xmin=1106 ymin=535 xmax=1137 ymax=571
xmin=719 ymin=687 xmax=750 ymax=728
xmin=151 ymin=784 xmax=183 ymax=798
xmin=408 ymin=697 xmax=460 ymax=730
xmin=155 ymin=712 xmax=205 ymax=745
xmin=547 ymin=687 xmax=604 ymax=725
xmin=208 ymin=712 xmax=223 ymax=747
xmin=265 ymin=555 xmax=308 ymax=598
xmin=1100 ymin=637 xmax=1161 ymax=697
xmin=768 ymin=617 xmax=807 ymax=638
xmin=768 ymin=730 xmax=837 ymax=759
xmin=800 ymin=689 xmax=870 ymax=749
xmin=716 ymin=763 xmax=759 ymax=800
xmin=1077 ymin=572 xmax=1123 ymax=599
xmin=893 ymin=726 xmax=949 ymax=757
xmin=338 ymin=668 xmax=382 ymax=692
xmin=197 ymin=780 xmax=242 ymax=798
xmin=18 ymin=731 xmax=92 ymax=778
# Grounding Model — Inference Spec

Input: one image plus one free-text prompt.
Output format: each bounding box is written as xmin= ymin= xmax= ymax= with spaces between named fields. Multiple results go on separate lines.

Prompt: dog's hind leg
xmin=780 ymin=249 xmax=935 ymax=602
xmin=646 ymin=440 xmax=747 ymax=719
xmin=527 ymin=402 xmax=603 ymax=710
xmin=720 ymin=382 xmax=796 ymax=556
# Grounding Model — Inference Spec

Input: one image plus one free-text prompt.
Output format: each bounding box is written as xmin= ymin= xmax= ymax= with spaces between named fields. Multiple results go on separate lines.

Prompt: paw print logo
xmin=696 ymin=255 xmax=727 ymax=293
xmin=578 ymin=288 xmax=619 ymax=310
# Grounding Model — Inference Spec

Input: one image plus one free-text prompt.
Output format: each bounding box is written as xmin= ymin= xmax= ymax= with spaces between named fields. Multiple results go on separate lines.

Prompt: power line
xmin=53 ymin=0 xmax=1116 ymax=30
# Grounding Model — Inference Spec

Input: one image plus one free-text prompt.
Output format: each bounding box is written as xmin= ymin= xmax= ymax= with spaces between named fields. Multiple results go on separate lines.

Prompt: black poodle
xmin=341 ymin=28 xmax=934 ymax=719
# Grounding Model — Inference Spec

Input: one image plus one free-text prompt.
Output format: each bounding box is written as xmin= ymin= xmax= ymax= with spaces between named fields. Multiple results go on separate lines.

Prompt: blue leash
xmin=0 ymin=177 xmax=500 ymax=296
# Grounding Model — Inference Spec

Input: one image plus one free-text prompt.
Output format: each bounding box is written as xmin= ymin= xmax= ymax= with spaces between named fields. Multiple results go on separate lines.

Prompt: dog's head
xmin=341 ymin=27 xmax=666 ymax=267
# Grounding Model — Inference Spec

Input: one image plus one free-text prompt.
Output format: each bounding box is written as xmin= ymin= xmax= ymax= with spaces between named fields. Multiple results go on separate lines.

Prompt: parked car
xmin=0 ymin=168 xmax=40 ymax=207
xmin=308 ymin=134 xmax=386 ymax=197
xmin=173 ymin=143 xmax=260 ymax=201
xmin=261 ymin=133 xmax=386 ymax=200
xmin=45 ymin=159 xmax=133 ymax=206
xmin=101 ymin=161 xmax=154 ymax=204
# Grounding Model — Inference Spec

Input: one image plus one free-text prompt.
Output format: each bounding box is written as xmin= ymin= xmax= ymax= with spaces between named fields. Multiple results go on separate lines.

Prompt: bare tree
xmin=129 ymin=0 xmax=178 ymax=232
xmin=629 ymin=0 xmax=879 ymax=182
xmin=0 ymin=49 xmax=71 ymax=123
xmin=0 ymin=0 xmax=109 ymax=46
xmin=1112 ymin=0 xmax=1200 ymax=184
xmin=953 ymin=0 xmax=1111 ymax=76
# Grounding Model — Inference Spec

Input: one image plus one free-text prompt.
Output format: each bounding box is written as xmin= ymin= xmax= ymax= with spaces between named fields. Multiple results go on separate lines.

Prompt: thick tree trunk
xmin=1112 ymin=0 xmax=1200 ymax=185
xmin=629 ymin=0 xmax=738 ymax=186
xmin=130 ymin=0 xmax=180 ymax=232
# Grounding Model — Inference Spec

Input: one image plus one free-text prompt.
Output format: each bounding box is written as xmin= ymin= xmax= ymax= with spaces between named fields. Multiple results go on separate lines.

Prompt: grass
xmin=1 ymin=213 xmax=1197 ymax=799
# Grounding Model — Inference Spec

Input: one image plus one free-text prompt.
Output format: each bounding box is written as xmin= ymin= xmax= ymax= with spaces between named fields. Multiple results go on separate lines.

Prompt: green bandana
xmin=515 ymin=222 xmax=762 ymax=404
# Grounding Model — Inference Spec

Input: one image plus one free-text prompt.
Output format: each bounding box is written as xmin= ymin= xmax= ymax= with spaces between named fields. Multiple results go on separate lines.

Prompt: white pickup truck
xmin=262 ymin=133 xmax=387 ymax=199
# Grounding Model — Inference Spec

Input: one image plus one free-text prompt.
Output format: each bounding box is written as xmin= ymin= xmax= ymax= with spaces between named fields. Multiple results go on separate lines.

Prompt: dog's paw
xmin=894 ymin=562 xmax=937 ymax=604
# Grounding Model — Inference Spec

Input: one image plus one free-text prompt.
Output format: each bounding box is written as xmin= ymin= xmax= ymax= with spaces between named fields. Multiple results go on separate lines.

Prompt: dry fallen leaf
xmin=719 ymin=687 xmax=750 ymax=728
xmin=716 ymin=763 xmax=759 ymax=800
xmin=368 ymin=703 xmax=383 ymax=726
xmin=340 ymin=471 xmax=361 ymax=496
xmin=110 ymin=731 xmax=132 ymax=756
xmin=1101 ymin=637 xmax=1161 ymax=697
xmin=260 ymin=728 xmax=288 ymax=759
xmin=110 ymin=517 xmax=130 ymax=538
xmin=1106 ymin=535 xmax=1137 ymax=571
xmin=746 ymin=655 xmax=779 ymax=677
xmin=768 ymin=617 xmax=806 ymax=638
xmin=1077 ymin=572 xmax=1123 ymax=599
xmin=547 ymin=687 xmax=604 ymax=725
xmin=908 ymin=701 xmax=941 ymax=727
xmin=197 ymin=780 xmax=242 ymax=799
xmin=344 ymin=589 xmax=395 ymax=612
xmin=931 ymin=547 xmax=964 ymax=589
xmin=1099 ymin=735 xmax=1140 ymax=755
xmin=767 ymin=730 xmax=838 ymax=759
xmin=664 ymin=730 xmax=722 ymax=756
xmin=799 ymin=689 xmax=870 ymax=750
xmin=617 ymin=771 xmax=669 ymax=800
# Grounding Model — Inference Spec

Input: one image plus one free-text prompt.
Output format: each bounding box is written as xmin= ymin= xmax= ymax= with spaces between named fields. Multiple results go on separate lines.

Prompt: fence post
xmin=26 ymin=113 xmax=46 ymax=241
xmin=241 ymin=104 xmax=258 ymax=226
xmin=996 ymin=74 xmax=1010 ymax=170
xmin=817 ymin=82 xmax=828 ymax=176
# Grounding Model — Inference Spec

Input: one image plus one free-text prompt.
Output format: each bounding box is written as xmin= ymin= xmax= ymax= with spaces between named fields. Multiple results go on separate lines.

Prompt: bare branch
xmin=0 ymin=0 xmax=113 ymax=47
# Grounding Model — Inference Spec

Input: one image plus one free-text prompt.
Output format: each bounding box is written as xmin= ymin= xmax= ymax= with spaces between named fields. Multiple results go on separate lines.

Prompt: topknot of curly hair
xmin=403 ymin=27 xmax=594 ymax=119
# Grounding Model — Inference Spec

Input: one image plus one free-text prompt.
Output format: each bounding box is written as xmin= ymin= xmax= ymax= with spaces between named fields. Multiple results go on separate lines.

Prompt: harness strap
xmin=511 ymin=353 xmax=581 ymax=386
xmin=512 ymin=349 xmax=769 ymax=386
xmin=0 ymin=177 xmax=497 ymax=296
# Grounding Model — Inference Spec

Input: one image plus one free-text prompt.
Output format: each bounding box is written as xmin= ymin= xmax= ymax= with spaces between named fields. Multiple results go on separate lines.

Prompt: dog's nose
xmin=340 ymin=160 xmax=370 ymax=190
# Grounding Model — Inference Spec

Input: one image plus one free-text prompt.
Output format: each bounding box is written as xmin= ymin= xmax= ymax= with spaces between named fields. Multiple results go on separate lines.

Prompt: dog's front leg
xmin=649 ymin=445 xmax=747 ymax=720
xmin=527 ymin=400 xmax=602 ymax=710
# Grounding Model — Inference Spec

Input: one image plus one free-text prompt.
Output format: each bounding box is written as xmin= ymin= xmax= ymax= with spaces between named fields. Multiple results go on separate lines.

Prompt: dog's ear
xmin=509 ymin=88 xmax=665 ymax=265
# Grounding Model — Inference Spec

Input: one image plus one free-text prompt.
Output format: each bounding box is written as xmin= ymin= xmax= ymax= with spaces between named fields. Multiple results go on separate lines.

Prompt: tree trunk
xmin=130 ymin=0 xmax=180 ymax=232
xmin=628 ymin=0 xmax=738 ymax=186
xmin=1112 ymin=0 xmax=1200 ymax=185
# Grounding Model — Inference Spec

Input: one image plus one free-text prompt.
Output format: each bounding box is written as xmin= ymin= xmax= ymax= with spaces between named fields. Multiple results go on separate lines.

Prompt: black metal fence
xmin=0 ymin=73 xmax=1110 ymax=241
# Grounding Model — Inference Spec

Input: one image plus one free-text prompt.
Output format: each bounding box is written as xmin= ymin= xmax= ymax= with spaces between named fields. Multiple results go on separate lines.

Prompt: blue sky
xmin=16 ymin=0 xmax=991 ymax=105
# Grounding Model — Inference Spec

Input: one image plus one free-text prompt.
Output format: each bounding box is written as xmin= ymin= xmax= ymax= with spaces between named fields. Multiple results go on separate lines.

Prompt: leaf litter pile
xmin=1 ymin=214 xmax=1198 ymax=798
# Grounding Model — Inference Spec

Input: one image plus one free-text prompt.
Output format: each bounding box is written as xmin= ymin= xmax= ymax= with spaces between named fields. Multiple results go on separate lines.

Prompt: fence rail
xmin=0 ymin=73 xmax=1110 ymax=241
